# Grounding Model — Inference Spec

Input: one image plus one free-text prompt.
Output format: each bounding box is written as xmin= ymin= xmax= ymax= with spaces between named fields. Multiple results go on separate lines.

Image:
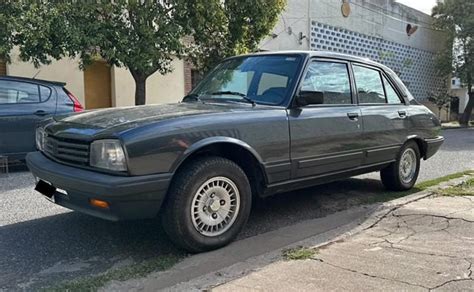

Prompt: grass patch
xmin=44 ymin=254 xmax=183 ymax=292
xmin=282 ymin=246 xmax=318 ymax=260
xmin=364 ymin=170 xmax=474 ymax=205
xmin=438 ymin=178 xmax=474 ymax=197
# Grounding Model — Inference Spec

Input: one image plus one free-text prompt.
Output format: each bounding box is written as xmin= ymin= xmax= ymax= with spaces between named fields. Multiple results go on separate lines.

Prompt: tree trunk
xmin=133 ymin=74 xmax=147 ymax=106
xmin=459 ymin=91 xmax=473 ymax=126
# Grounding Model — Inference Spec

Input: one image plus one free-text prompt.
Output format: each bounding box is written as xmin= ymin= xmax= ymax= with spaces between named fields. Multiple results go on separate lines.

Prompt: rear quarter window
xmin=39 ymin=85 xmax=52 ymax=101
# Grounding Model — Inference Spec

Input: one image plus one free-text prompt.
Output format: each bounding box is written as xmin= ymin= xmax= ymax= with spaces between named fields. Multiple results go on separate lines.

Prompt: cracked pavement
xmin=213 ymin=191 xmax=474 ymax=291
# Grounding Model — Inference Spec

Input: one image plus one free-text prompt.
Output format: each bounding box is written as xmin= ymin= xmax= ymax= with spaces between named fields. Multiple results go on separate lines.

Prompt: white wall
xmin=6 ymin=47 xmax=86 ymax=104
xmin=451 ymin=88 xmax=469 ymax=114
xmin=7 ymin=47 xmax=185 ymax=108
xmin=260 ymin=0 xmax=446 ymax=54
xmin=111 ymin=58 xmax=185 ymax=107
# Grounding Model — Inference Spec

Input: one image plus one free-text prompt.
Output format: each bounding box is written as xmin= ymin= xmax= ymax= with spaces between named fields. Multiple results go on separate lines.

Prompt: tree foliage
xmin=64 ymin=1 xmax=189 ymax=105
xmin=432 ymin=0 xmax=474 ymax=125
xmin=185 ymin=0 xmax=287 ymax=73
xmin=0 ymin=0 xmax=285 ymax=105
xmin=0 ymin=1 xmax=20 ymax=63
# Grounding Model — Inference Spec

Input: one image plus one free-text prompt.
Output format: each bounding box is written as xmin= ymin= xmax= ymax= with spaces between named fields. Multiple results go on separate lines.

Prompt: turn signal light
xmin=89 ymin=198 xmax=109 ymax=209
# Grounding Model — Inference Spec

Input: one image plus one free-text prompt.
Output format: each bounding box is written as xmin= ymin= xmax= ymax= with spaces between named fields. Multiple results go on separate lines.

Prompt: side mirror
xmin=296 ymin=91 xmax=324 ymax=106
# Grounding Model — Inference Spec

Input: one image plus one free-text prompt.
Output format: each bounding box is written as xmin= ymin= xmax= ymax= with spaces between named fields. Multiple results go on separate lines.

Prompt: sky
xmin=395 ymin=0 xmax=438 ymax=15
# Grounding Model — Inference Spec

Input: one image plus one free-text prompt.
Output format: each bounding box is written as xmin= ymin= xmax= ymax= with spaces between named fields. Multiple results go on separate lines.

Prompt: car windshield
xmin=191 ymin=55 xmax=303 ymax=106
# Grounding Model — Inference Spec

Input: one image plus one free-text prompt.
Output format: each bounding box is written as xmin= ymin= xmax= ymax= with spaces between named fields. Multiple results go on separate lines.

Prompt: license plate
xmin=35 ymin=180 xmax=57 ymax=202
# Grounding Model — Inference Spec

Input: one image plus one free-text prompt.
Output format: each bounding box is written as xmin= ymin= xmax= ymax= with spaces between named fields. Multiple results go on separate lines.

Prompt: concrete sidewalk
xmin=213 ymin=182 xmax=474 ymax=291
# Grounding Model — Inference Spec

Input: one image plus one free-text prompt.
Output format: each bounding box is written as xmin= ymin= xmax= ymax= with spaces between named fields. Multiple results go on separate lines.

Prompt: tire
xmin=161 ymin=156 xmax=252 ymax=253
xmin=381 ymin=141 xmax=420 ymax=191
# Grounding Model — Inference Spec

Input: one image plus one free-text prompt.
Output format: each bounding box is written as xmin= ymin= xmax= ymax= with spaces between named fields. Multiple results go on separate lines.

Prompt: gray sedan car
xmin=27 ymin=51 xmax=443 ymax=252
xmin=0 ymin=76 xmax=83 ymax=161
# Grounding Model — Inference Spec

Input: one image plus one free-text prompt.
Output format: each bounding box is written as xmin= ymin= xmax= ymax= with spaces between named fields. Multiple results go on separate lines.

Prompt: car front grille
xmin=44 ymin=135 xmax=90 ymax=166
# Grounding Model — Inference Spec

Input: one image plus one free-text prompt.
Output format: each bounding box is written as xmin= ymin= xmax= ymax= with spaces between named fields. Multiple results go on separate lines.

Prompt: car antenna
xmin=32 ymin=70 xmax=41 ymax=79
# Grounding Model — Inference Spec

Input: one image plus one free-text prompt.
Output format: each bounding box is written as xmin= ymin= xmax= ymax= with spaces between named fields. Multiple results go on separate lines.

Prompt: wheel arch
xmin=404 ymin=135 xmax=427 ymax=159
xmin=170 ymin=137 xmax=268 ymax=197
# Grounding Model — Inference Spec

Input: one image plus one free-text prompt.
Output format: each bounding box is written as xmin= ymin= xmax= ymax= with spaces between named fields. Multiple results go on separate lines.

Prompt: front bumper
xmin=424 ymin=136 xmax=444 ymax=159
xmin=26 ymin=152 xmax=172 ymax=221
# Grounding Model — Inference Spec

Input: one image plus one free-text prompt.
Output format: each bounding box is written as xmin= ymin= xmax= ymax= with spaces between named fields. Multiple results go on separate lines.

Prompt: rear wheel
xmin=161 ymin=156 xmax=251 ymax=253
xmin=381 ymin=141 xmax=420 ymax=191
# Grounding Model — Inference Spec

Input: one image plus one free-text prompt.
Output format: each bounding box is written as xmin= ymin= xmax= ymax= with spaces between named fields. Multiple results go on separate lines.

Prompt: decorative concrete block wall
xmin=310 ymin=21 xmax=442 ymax=100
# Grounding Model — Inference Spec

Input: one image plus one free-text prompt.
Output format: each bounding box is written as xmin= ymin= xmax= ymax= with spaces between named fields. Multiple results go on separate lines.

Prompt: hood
xmin=52 ymin=102 xmax=270 ymax=135
xmin=57 ymin=103 xmax=235 ymax=127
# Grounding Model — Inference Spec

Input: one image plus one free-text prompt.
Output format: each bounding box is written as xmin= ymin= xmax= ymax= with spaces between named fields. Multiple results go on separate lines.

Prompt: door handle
xmin=34 ymin=110 xmax=49 ymax=116
xmin=398 ymin=110 xmax=407 ymax=118
xmin=347 ymin=112 xmax=359 ymax=120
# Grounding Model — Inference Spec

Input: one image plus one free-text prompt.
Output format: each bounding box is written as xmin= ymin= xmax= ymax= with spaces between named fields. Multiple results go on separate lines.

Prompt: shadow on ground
xmin=0 ymin=175 xmax=389 ymax=290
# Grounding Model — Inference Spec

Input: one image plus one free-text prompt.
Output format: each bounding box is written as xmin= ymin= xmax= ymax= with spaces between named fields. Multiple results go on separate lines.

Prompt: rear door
xmin=0 ymin=80 xmax=56 ymax=158
xmin=351 ymin=63 xmax=408 ymax=165
xmin=289 ymin=59 xmax=364 ymax=179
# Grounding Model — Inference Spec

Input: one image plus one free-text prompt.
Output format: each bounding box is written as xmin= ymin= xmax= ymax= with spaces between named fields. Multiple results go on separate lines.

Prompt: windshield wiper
xmin=182 ymin=93 xmax=204 ymax=103
xmin=210 ymin=91 xmax=256 ymax=106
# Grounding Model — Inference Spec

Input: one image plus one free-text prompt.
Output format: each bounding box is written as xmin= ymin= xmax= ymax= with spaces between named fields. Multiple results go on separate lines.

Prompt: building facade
xmin=2 ymin=0 xmax=464 ymax=120
xmin=260 ymin=0 xmax=464 ymax=120
xmin=2 ymin=48 xmax=187 ymax=109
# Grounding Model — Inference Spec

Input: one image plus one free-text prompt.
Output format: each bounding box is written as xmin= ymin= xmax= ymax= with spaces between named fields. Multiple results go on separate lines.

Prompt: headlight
xmin=90 ymin=139 xmax=127 ymax=171
xmin=35 ymin=127 xmax=46 ymax=151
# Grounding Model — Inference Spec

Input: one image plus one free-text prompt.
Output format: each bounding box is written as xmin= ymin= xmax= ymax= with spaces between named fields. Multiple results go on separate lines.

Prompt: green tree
xmin=0 ymin=1 xmax=20 ymax=63
xmin=3 ymin=1 xmax=286 ymax=105
xmin=64 ymin=1 xmax=189 ymax=105
xmin=185 ymin=0 xmax=287 ymax=73
xmin=3 ymin=1 xmax=189 ymax=105
xmin=14 ymin=2 xmax=72 ymax=67
xmin=432 ymin=0 xmax=474 ymax=126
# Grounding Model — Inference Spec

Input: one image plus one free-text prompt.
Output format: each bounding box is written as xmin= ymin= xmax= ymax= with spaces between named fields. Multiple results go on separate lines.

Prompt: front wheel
xmin=161 ymin=156 xmax=252 ymax=253
xmin=381 ymin=141 xmax=420 ymax=191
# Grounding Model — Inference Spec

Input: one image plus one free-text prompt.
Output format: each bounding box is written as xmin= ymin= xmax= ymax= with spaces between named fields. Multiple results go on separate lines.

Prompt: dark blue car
xmin=0 ymin=76 xmax=83 ymax=161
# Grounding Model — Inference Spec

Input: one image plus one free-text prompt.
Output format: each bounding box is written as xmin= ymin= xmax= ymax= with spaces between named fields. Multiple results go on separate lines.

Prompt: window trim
xmin=381 ymin=72 xmax=405 ymax=105
xmin=0 ymin=79 xmax=53 ymax=105
xmin=292 ymin=58 xmax=356 ymax=108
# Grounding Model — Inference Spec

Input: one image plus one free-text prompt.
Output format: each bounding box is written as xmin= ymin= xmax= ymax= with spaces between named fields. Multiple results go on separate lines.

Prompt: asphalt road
xmin=0 ymin=128 xmax=472 ymax=290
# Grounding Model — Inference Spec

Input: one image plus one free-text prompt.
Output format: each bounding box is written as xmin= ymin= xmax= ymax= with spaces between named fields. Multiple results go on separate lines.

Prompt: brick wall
xmin=183 ymin=60 xmax=193 ymax=94
xmin=0 ymin=60 xmax=6 ymax=75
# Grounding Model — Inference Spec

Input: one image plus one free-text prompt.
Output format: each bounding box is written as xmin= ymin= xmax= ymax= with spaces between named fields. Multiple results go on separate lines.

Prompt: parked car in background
xmin=0 ymin=76 xmax=83 ymax=161
xmin=27 ymin=51 xmax=443 ymax=252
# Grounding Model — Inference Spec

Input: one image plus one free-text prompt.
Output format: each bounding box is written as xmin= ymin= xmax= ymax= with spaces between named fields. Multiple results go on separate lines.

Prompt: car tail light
xmin=65 ymin=89 xmax=84 ymax=112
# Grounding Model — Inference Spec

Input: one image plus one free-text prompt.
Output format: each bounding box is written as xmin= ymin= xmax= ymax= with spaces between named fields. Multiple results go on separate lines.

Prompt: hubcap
xmin=399 ymin=148 xmax=417 ymax=184
xmin=191 ymin=176 xmax=240 ymax=237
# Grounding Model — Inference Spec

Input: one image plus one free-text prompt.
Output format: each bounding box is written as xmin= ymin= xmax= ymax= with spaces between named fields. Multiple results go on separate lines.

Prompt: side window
xmin=382 ymin=76 xmax=402 ymax=104
xmin=0 ymin=80 xmax=41 ymax=104
xmin=301 ymin=61 xmax=352 ymax=104
xmin=257 ymin=73 xmax=288 ymax=95
xmin=353 ymin=65 xmax=385 ymax=104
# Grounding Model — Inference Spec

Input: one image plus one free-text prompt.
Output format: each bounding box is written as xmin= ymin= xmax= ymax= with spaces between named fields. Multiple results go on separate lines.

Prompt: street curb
xmin=203 ymin=174 xmax=473 ymax=291
xmin=103 ymin=174 xmax=473 ymax=292
xmin=441 ymin=125 xmax=472 ymax=130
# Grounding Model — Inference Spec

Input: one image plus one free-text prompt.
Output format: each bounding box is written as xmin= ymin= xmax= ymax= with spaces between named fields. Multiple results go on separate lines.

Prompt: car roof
xmin=0 ymin=75 xmax=66 ymax=87
xmin=232 ymin=50 xmax=393 ymax=72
